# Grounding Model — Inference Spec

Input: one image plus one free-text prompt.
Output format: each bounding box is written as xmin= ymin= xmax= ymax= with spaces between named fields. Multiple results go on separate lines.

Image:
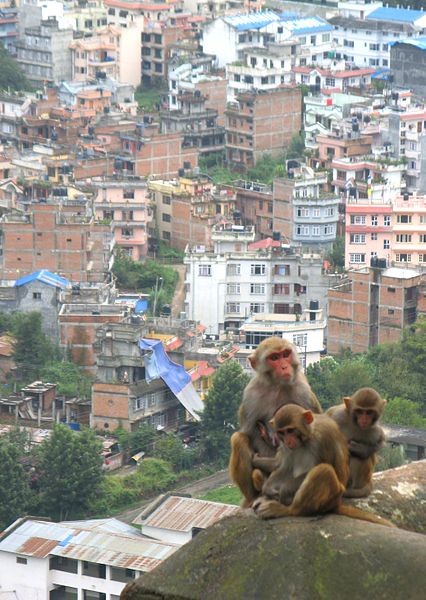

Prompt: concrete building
xmin=328 ymin=265 xmax=422 ymax=354
xmin=388 ymin=107 xmax=426 ymax=194
xmin=391 ymin=193 xmax=426 ymax=267
xmin=92 ymin=178 xmax=152 ymax=262
xmin=225 ymin=86 xmax=302 ymax=170
xmin=0 ymin=93 xmax=33 ymax=146
xmin=0 ymin=201 xmax=111 ymax=283
xmin=390 ymin=38 xmax=426 ymax=102
xmin=184 ymin=226 xmax=330 ymax=336
xmin=15 ymin=17 xmax=73 ymax=86
xmin=293 ymin=65 xmax=375 ymax=94
xmin=330 ymin=4 xmax=426 ymax=69
xmin=0 ymin=516 xmax=178 ymax=600
xmin=239 ymin=307 xmax=326 ymax=369
xmin=0 ymin=6 xmax=18 ymax=52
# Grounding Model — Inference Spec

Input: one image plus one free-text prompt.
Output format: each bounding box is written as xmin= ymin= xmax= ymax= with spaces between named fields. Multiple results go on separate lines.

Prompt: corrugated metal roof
xmin=14 ymin=269 xmax=70 ymax=289
xmin=367 ymin=7 xmax=425 ymax=23
xmin=0 ymin=518 xmax=178 ymax=571
xmin=224 ymin=10 xmax=280 ymax=31
xmin=391 ymin=37 xmax=426 ymax=51
xmin=279 ymin=16 xmax=333 ymax=35
xmin=141 ymin=496 xmax=239 ymax=532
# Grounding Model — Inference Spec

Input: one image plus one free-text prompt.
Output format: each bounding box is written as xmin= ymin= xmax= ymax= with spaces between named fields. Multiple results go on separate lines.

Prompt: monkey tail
xmin=337 ymin=504 xmax=395 ymax=527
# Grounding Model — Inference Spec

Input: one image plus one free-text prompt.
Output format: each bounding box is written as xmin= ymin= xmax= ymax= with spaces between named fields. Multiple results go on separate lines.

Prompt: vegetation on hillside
xmin=0 ymin=45 xmax=32 ymax=92
xmin=135 ymin=83 xmax=166 ymax=112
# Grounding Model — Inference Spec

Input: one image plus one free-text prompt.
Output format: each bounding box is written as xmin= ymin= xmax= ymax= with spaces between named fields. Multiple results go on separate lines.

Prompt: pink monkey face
xmin=266 ymin=348 xmax=294 ymax=382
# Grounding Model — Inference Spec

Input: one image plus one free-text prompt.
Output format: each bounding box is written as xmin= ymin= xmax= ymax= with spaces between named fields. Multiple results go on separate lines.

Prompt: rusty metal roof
xmin=0 ymin=518 xmax=178 ymax=571
xmin=140 ymin=495 xmax=239 ymax=532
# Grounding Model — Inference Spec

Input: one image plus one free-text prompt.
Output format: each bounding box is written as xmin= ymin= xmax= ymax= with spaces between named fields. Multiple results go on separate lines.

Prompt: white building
xmin=0 ymin=517 xmax=178 ymax=600
xmin=184 ymin=225 xmax=329 ymax=336
xmin=239 ymin=309 xmax=326 ymax=369
xmin=202 ymin=11 xmax=333 ymax=70
xmin=330 ymin=4 xmax=426 ymax=69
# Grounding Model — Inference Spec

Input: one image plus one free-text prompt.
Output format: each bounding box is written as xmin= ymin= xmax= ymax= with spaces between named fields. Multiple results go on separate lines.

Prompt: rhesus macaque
xmin=327 ymin=388 xmax=386 ymax=498
xmin=229 ymin=337 xmax=321 ymax=507
xmin=252 ymin=404 xmax=393 ymax=527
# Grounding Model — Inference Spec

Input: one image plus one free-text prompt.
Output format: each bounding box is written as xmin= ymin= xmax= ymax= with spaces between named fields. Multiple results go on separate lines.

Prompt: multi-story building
xmin=66 ymin=0 xmax=108 ymax=34
xmin=293 ymin=65 xmax=375 ymax=93
xmin=391 ymin=193 xmax=426 ymax=267
xmin=0 ymin=200 xmax=111 ymax=283
xmin=388 ymin=108 xmax=426 ymax=193
xmin=330 ymin=3 xmax=426 ymax=69
xmin=274 ymin=166 xmax=340 ymax=250
xmin=148 ymin=173 xmax=234 ymax=251
xmin=328 ymin=265 xmax=422 ymax=354
xmin=390 ymin=38 xmax=426 ymax=102
xmin=345 ymin=194 xmax=393 ymax=270
xmin=15 ymin=17 xmax=73 ymax=86
xmin=0 ymin=516 xmax=178 ymax=600
xmin=184 ymin=225 xmax=330 ymax=335
xmin=225 ymin=86 xmax=302 ymax=170
xmin=0 ymin=6 xmax=18 ymax=52
xmin=141 ymin=22 xmax=182 ymax=85
xmin=160 ymin=89 xmax=225 ymax=156
xmin=227 ymin=39 xmax=300 ymax=100
xmin=92 ymin=179 xmax=152 ymax=261
xmin=0 ymin=93 xmax=33 ymax=145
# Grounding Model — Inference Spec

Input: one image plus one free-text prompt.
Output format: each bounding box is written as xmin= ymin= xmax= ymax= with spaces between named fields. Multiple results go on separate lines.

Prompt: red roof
xmin=189 ymin=361 xmax=215 ymax=381
xmin=248 ymin=238 xmax=280 ymax=250
xmin=165 ymin=337 xmax=183 ymax=351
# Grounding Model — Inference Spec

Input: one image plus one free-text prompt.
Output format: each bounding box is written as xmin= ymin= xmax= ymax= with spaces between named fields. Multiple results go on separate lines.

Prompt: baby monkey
xmin=327 ymin=387 xmax=386 ymax=498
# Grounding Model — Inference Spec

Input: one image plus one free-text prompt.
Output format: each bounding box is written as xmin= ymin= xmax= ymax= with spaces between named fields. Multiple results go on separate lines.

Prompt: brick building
xmin=225 ymin=86 xmax=302 ymax=171
xmin=328 ymin=265 xmax=422 ymax=355
xmin=0 ymin=201 xmax=110 ymax=283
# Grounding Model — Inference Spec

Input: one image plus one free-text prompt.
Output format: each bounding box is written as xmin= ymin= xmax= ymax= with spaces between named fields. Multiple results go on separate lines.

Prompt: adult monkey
xmin=229 ymin=337 xmax=321 ymax=507
xmin=327 ymin=388 xmax=386 ymax=498
xmin=252 ymin=404 xmax=394 ymax=527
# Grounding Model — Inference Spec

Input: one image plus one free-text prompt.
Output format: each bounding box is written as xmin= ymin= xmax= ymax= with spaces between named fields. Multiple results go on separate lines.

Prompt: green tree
xmin=383 ymin=398 xmax=426 ymax=428
xmin=115 ymin=423 xmax=157 ymax=457
xmin=38 ymin=425 xmax=104 ymax=520
xmin=125 ymin=457 xmax=177 ymax=495
xmin=11 ymin=312 xmax=59 ymax=382
xmin=40 ymin=360 xmax=93 ymax=399
xmin=306 ymin=357 xmax=339 ymax=409
xmin=325 ymin=236 xmax=345 ymax=272
xmin=153 ymin=434 xmax=190 ymax=472
xmin=0 ymin=441 xmax=32 ymax=529
xmin=0 ymin=45 xmax=32 ymax=92
xmin=199 ymin=360 xmax=250 ymax=466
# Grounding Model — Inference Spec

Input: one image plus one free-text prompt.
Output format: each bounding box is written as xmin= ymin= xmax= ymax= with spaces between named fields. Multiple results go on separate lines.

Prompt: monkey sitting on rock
xmin=327 ymin=388 xmax=386 ymax=498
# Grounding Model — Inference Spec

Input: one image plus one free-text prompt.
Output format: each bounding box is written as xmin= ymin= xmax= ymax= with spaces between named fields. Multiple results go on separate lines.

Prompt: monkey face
xmin=354 ymin=409 xmax=376 ymax=429
xmin=277 ymin=427 xmax=302 ymax=450
xmin=266 ymin=348 xmax=294 ymax=382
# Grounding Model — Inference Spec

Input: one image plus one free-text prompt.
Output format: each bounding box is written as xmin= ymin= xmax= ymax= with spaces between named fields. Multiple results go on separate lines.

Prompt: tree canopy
xmin=0 ymin=45 xmax=32 ymax=92
xmin=0 ymin=439 xmax=31 ymax=530
xmin=199 ymin=360 xmax=250 ymax=466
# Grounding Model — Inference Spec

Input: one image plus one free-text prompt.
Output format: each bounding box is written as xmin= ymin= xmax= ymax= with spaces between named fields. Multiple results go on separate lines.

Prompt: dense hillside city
xmin=0 ymin=0 xmax=425 ymax=597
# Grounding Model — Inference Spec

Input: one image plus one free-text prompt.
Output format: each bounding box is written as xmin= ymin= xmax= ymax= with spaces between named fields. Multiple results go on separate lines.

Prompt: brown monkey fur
xmin=252 ymin=404 xmax=394 ymax=527
xmin=327 ymin=387 xmax=386 ymax=498
xmin=229 ymin=337 xmax=321 ymax=506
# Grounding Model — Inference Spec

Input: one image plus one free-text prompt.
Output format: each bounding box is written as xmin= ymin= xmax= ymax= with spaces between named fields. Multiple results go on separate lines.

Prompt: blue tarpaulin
xmin=139 ymin=338 xmax=204 ymax=420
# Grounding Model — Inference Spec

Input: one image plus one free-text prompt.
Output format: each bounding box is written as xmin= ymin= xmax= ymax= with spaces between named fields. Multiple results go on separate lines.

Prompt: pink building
xmin=93 ymin=179 xmax=152 ymax=261
xmin=391 ymin=193 xmax=426 ymax=267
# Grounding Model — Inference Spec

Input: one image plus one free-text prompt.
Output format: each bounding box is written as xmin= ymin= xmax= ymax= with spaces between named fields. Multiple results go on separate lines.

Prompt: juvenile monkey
xmin=252 ymin=404 xmax=393 ymax=527
xmin=327 ymin=388 xmax=386 ymax=498
xmin=229 ymin=337 xmax=321 ymax=506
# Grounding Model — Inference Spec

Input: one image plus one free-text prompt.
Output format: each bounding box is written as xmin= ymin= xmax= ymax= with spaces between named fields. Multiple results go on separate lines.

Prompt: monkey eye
xmin=285 ymin=428 xmax=296 ymax=435
xmin=268 ymin=353 xmax=280 ymax=361
xmin=282 ymin=349 xmax=292 ymax=358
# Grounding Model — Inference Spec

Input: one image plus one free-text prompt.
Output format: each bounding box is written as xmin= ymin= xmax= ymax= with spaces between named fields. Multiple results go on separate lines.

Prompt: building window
xmin=198 ymin=264 xmax=211 ymax=276
xmin=350 ymin=215 xmax=366 ymax=225
xmin=162 ymin=195 xmax=171 ymax=205
xmin=397 ymin=215 xmax=412 ymax=223
xmin=82 ymin=562 xmax=106 ymax=579
xmin=226 ymin=302 xmax=240 ymax=314
xmin=32 ymin=292 xmax=42 ymax=300
xmin=371 ymin=232 xmax=378 ymax=241
xmin=349 ymin=253 xmax=366 ymax=263
xmin=121 ymin=228 xmax=133 ymax=238
xmin=325 ymin=77 xmax=335 ymax=87
xmin=83 ymin=591 xmax=106 ymax=600
xmin=227 ymin=264 xmax=241 ymax=276
xmin=395 ymin=253 xmax=411 ymax=262
xmin=162 ymin=231 xmax=170 ymax=241
xmin=50 ymin=556 xmax=78 ymax=574
xmin=16 ymin=557 xmax=27 ymax=565
xmin=396 ymin=234 xmax=412 ymax=243
xmin=418 ymin=254 xmax=426 ymax=262
xmin=250 ymin=303 xmax=265 ymax=313
xmin=274 ymin=303 xmax=290 ymax=314
xmin=250 ymin=283 xmax=265 ymax=294
xmin=110 ymin=567 xmax=137 ymax=583
xmin=383 ymin=239 xmax=390 ymax=249
xmin=296 ymin=225 xmax=309 ymax=236
xmin=227 ymin=283 xmax=240 ymax=294
xmin=293 ymin=333 xmax=307 ymax=347
xmin=312 ymin=226 xmax=320 ymax=236
xmin=274 ymin=264 xmax=290 ymax=276
xmin=250 ymin=263 xmax=266 ymax=275
xmin=162 ymin=213 xmax=171 ymax=222
xmin=297 ymin=207 xmax=309 ymax=217
xmin=124 ymin=190 xmax=135 ymax=199
xmin=273 ymin=283 xmax=290 ymax=295
xmin=419 ymin=234 xmax=426 ymax=243
xmin=350 ymin=234 xmax=365 ymax=244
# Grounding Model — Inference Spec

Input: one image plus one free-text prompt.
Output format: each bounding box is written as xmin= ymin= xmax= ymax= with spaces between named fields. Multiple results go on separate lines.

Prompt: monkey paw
xmin=253 ymin=498 xmax=287 ymax=519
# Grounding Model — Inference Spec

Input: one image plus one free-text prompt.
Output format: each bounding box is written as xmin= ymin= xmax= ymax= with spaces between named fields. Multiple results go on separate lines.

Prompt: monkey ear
xmin=382 ymin=398 xmax=387 ymax=407
xmin=248 ymin=354 xmax=257 ymax=370
xmin=302 ymin=410 xmax=314 ymax=425
xmin=343 ymin=397 xmax=351 ymax=411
